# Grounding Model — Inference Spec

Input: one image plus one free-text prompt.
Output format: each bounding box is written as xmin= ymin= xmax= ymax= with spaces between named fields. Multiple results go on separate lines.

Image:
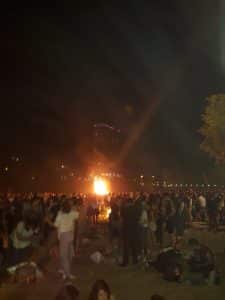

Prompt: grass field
xmin=1 ymin=223 xmax=225 ymax=300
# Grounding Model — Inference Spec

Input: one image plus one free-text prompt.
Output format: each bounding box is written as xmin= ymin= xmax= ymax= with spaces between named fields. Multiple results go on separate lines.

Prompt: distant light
xmin=140 ymin=175 xmax=144 ymax=178
xmin=5 ymin=166 xmax=8 ymax=172
xmin=61 ymin=164 xmax=65 ymax=169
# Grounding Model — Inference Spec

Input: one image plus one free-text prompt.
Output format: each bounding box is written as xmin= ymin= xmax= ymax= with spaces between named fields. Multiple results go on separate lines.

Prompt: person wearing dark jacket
xmin=120 ymin=198 xmax=141 ymax=266
xmin=187 ymin=238 xmax=215 ymax=278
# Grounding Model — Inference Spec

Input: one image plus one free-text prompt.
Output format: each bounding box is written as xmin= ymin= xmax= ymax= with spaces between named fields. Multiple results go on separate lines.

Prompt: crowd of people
xmin=107 ymin=190 xmax=224 ymax=285
xmin=0 ymin=188 xmax=224 ymax=298
xmin=106 ymin=190 xmax=224 ymax=254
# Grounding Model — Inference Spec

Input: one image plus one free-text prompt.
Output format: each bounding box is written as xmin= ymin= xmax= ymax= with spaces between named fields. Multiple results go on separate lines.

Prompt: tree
xmin=199 ymin=94 xmax=225 ymax=164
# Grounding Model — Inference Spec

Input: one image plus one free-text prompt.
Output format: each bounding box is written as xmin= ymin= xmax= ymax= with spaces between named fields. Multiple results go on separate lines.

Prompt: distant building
xmin=93 ymin=123 xmax=122 ymax=172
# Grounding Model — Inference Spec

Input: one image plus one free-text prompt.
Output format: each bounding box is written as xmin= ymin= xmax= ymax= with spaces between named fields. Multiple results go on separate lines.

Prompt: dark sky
xmin=1 ymin=1 xmax=224 ymax=180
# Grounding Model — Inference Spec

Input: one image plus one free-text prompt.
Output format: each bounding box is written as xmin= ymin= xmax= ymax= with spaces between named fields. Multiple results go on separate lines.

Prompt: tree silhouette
xmin=199 ymin=94 xmax=225 ymax=164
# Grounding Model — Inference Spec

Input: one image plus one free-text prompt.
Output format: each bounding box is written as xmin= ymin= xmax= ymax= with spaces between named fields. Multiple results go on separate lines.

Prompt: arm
xmin=45 ymin=211 xmax=60 ymax=228
xmin=16 ymin=231 xmax=32 ymax=242
xmin=44 ymin=216 xmax=56 ymax=228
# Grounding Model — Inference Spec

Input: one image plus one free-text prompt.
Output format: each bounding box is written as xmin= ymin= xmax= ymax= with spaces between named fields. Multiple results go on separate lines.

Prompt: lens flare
xmin=93 ymin=177 xmax=109 ymax=196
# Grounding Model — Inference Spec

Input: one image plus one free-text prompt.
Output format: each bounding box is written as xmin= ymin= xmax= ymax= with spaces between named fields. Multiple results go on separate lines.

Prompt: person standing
xmin=74 ymin=198 xmax=85 ymax=256
xmin=49 ymin=199 xmax=79 ymax=280
xmin=166 ymin=205 xmax=176 ymax=247
xmin=207 ymin=193 xmax=219 ymax=232
xmin=120 ymin=198 xmax=139 ymax=266
xmin=173 ymin=201 xmax=186 ymax=245
xmin=139 ymin=201 xmax=149 ymax=258
xmin=198 ymin=194 xmax=207 ymax=221
xmin=108 ymin=201 xmax=121 ymax=254
xmin=155 ymin=206 xmax=166 ymax=248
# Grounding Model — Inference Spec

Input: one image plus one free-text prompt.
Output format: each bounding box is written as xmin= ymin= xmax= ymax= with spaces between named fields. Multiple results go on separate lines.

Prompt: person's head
xmin=24 ymin=217 xmax=35 ymax=230
xmin=88 ymin=280 xmax=111 ymax=300
xmin=151 ymin=295 xmax=165 ymax=300
xmin=55 ymin=283 xmax=79 ymax=300
xmin=174 ymin=239 xmax=183 ymax=251
xmin=62 ymin=200 xmax=71 ymax=214
xmin=126 ymin=198 xmax=133 ymax=205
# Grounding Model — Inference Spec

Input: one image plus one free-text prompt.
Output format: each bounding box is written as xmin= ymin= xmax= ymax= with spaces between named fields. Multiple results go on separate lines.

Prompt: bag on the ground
xmin=7 ymin=262 xmax=43 ymax=284
xmin=154 ymin=249 xmax=184 ymax=273
xmin=90 ymin=251 xmax=104 ymax=264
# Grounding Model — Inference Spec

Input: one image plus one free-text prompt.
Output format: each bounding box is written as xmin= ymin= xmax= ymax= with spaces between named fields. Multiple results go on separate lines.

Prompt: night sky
xmin=1 ymin=1 xmax=224 ymax=182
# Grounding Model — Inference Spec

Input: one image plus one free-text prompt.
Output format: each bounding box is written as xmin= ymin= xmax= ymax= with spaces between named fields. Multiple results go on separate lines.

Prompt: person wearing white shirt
xmin=198 ymin=194 xmax=207 ymax=221
xmin=139 ymin=201 xmax=149 ymax=257
xmin=198 ymin=195 xmax=206 ymax=208
xmin=53 ymin=200 xmax=79 ymax=280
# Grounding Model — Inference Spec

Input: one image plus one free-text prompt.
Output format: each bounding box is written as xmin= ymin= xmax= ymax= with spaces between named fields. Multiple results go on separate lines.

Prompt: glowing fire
xmin=99 ymin=207 xmax=112 ymax=221
xmin=106 ymin=207 xmax=112 ymax=219
xmin=93 ymin=177 xmax=109 ymax=196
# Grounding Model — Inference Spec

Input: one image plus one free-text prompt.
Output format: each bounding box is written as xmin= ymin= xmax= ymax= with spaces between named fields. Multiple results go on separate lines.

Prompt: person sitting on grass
xmin=187 ymin=239 xmax=214 ymax=274
xmin=185 ymin=238 xmax=219 ymax=285
xmin=10 ymin=217 xmax=36 ymax=265
xmin=150 ymin=241 xmax=184 ymax=282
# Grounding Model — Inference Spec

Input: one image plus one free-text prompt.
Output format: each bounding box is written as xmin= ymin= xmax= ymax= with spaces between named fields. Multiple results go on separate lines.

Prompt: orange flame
xmin=93 ymin=177 xmax=109 ymax=196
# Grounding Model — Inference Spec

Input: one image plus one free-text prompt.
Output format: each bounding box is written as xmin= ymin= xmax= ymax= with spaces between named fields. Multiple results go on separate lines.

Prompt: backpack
xmin=14 ymin=264 xmax=36 ymax=284
xmin=155 ymin=249 xmax=183 ymax=273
